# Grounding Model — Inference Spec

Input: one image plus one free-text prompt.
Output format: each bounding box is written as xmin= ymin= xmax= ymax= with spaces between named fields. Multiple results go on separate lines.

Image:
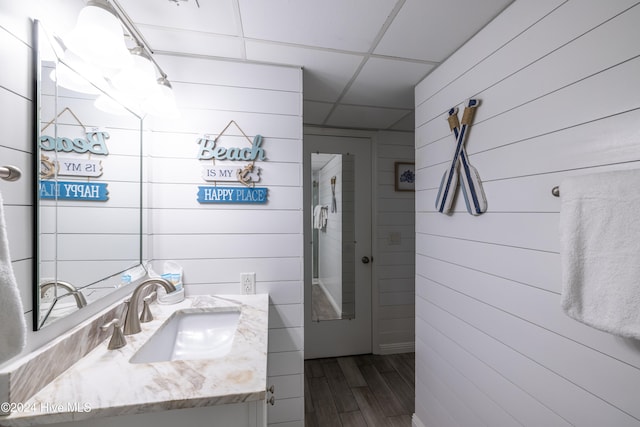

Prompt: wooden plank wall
xmin=145 ymin=55 xmax=304 ymax=427
xmin=375 ymin=131 xmax=415 ymax=354
xmin=414 ymin=1 xmax=640 ymax=426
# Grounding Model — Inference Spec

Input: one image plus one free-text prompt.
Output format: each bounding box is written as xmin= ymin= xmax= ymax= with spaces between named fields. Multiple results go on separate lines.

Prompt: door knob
xmin=361 ymin=256 xmax=370 ymax=264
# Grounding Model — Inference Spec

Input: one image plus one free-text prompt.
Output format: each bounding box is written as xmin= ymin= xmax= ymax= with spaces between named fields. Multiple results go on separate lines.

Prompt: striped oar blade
xmin=458 ymin=145 xmax=487 ymax=215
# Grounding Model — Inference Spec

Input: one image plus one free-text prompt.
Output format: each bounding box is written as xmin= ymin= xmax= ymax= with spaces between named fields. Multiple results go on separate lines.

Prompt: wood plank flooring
xmin=304 ymin=353 xmax=415 ymax=427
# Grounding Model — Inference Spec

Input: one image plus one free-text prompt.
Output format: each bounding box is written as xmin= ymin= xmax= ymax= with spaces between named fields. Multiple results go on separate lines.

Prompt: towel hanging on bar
xmin=559 ymin=169 xmax=640 ymax=339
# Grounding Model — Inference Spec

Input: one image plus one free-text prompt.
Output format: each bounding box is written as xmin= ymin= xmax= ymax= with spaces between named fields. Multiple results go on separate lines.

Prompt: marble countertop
xmin=0 ymin=294 xmax=269 ymax=426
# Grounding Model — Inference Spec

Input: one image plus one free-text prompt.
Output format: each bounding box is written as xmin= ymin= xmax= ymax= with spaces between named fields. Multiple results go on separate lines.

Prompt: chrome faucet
xmin=39 ymin=280 xmax=88 ymax=308
xmin=123 ymin=278 xmax=176 ymax=335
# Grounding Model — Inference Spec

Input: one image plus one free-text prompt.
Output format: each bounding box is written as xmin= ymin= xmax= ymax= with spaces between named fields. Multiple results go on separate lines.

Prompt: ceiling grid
xmin=113 ymin=0 xmax=513 ymax=130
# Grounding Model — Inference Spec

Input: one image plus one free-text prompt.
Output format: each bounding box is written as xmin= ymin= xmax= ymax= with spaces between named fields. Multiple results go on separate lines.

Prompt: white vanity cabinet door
xmin=42 ymin=401 xmax=266 ymax=427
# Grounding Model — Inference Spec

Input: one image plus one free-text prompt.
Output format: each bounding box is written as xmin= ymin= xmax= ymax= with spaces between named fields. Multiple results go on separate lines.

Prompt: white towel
xmin=313 ymin=205 xmax=328 ymax=230
xmin=0 ymin=192 xmax=26 ymax=363
xmin=560 ymin=169 xmax=640 ymax=339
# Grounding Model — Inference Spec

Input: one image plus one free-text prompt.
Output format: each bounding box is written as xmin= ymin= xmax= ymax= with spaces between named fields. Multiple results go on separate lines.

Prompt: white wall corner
xmin=412 ymin=413 xmax=426 ymax=427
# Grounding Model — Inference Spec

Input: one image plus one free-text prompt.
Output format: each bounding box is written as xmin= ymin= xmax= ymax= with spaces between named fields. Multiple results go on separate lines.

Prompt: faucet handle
xmin=140 ymin=293 xmax=155 ymax=323
xmin=100 ymin=318 xmax=127 ymax=350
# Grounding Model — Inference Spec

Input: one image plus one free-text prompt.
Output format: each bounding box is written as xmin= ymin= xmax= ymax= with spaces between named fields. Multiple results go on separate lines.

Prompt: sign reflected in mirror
xmin=310 ymin=153 xmax=355 ymax=321
xmin=34 ymin=20 xmax=144 ymax=329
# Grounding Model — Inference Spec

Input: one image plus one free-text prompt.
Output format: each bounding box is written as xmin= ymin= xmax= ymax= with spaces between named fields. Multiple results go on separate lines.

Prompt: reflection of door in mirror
xmin=305 ymin=134 xmax=372 ymax=359
xmin=34 ymin=21 xmax=144 ymax=329
xmin=310 ymin=153 xmax=356 ymax=321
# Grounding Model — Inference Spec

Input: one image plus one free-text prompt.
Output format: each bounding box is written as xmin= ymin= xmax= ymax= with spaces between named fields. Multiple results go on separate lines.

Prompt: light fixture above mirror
xmin=64 ymin=0 xmax=132 ymax=70
xmin=58 ymin=0 xmax=180 ymax=119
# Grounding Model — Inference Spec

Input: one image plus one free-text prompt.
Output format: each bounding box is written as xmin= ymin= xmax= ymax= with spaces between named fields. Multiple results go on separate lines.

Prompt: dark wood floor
xmin=305 ymin=353 xmax=415 ymax=427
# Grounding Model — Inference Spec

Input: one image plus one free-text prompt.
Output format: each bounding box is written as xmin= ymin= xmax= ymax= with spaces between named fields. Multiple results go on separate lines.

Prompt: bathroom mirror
xmin=310 ymin=153 xmax=356 ymax=321
xmin=34 ymin=20 xmax=144 ymax=329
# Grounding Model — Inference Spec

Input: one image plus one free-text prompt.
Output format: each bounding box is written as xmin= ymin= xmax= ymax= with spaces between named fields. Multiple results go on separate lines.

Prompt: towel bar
xmin=552 ymin=186 xmax=560 ymax=197
xmin=0 ymin=165 xmax=21 ymax=182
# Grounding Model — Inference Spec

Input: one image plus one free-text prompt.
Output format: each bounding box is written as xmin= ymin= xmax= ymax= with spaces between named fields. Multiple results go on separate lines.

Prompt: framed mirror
xmin=34 ymin=20 xmax=145 ymax=329
xmin=310 ymin=153 xmax=356 ymax=321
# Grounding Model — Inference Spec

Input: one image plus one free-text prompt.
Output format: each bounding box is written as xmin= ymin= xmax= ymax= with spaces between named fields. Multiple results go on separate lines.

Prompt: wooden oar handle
xmin=461 ymin=99 xmax=479 ymax=126
xmin=461 ymin=105 xmax=477 ymax=126
xmin=447 ymin=112 xmax=460 ymax=131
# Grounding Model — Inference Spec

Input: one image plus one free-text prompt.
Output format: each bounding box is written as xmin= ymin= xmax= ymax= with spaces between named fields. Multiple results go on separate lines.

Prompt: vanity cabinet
xmin=0 ymin=295 xmax=269 ymax=427
xmin=39 ymin=401 xmax=266 ymax=427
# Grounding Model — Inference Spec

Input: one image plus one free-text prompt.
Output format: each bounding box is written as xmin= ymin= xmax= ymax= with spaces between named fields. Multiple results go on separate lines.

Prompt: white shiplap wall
xmin=145 ymin=55 xmax=304 ymax=427
xmin=375 ymin=131 xmax=415 ymax=354
xmin=414 ymin=1 xmax=640 ymax=426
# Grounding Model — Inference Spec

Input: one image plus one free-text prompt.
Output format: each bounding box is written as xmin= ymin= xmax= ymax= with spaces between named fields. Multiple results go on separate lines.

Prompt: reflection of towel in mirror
xmin=560 ymin=169 xmax=640 ymax=339
xmin=0 ymin=192 xmax=26 ymax=363
xmin=313 ymin=205 xmax=329 ymax=230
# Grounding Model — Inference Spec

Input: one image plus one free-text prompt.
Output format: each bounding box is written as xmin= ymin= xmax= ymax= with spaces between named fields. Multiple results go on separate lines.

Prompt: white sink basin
xmin=130 ymin=308 xmax=241 ymax=364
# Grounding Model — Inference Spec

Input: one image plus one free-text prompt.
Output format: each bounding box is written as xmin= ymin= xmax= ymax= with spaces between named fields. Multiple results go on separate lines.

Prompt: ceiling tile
xmin=326 ymin=105 xmax=411 ymax=129
xmin=110 ymin=0 xmax=514 ymax=131
xmin=375 ymin=0 xmax=513 ymax=61
xmin=238 ymin=0 xmax=397 ymax=52
xmin=136 ymin=26 xmax=244 ymax=59
xmin=303 ymin=101 xmax=334 ymax=125
xmin=117 ymin=0 xmax=239 ymax=36
xmin=342 ymin=57 xmax=434 ymax=109
xmin=245 ymin=41 xmax=364 ymax=102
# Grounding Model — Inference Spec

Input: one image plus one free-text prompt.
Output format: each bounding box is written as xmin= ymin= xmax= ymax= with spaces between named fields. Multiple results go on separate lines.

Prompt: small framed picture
xmin=395 ymin=162 xmax=415 ymax=192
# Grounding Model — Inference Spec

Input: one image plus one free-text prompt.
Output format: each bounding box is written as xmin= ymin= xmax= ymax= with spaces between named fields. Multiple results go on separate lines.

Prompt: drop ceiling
xmin=115 ymin=0 xmax=513 ymax=131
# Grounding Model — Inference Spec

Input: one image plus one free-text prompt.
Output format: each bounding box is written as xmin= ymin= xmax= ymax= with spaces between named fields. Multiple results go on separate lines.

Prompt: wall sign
xmin=197 ymin=186 xmax=267 ymax=204
xmin=39 ymin=130 xmax=110 ymax=155
xmin=197 ymin=134 xmax=266 ymax=161
xmin=39 ymin=110 xmax=111 ymax=202
xmin=196 ymin=120 xmax=269 ymax=204
xmin=46 ymin=157 xmax=103 ymax=178
xmin=40 ymin=180 xmax=109 ymax=201
xmin=201 ymin=164 xmax=261 ymax=184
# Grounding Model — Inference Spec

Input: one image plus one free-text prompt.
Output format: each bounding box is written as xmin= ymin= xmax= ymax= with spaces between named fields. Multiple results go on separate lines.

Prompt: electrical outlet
xmin=241 ymin=272 xmax=256 ymax=294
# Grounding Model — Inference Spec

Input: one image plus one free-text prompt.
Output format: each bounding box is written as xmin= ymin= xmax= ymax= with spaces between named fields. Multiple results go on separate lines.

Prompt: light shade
xmin=142 ymin=78 xmax=181 ymax=118
xmin=64 ymin=1 xmax=132 ymax=70
xmin=111 ymin=47 xmax=157 ymax=100
xmin=51 ymin=51 xmax=103 ymax=95
xmin=94 ymin=93 xmax=131 ymax=116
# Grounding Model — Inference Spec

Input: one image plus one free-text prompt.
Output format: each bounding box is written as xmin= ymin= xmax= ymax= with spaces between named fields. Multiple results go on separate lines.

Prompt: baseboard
xmin=378 ymin=341 xmax=415 ymax=355
xmin=412 ymin=413 xmax=426 ymax=427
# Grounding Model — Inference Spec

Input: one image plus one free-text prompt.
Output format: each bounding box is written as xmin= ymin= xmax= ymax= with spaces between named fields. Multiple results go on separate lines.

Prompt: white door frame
xmin=303 ymin=127 xmax=379 ymax=358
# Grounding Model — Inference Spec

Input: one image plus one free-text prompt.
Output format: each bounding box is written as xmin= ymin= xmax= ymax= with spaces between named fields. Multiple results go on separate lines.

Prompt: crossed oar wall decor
xmin=435 ymin=99 xmax=487 ymax=216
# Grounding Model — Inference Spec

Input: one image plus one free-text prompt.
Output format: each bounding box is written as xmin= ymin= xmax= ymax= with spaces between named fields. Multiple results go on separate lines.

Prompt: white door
xmin=303 ymin=135 xmax=372 ymax=359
